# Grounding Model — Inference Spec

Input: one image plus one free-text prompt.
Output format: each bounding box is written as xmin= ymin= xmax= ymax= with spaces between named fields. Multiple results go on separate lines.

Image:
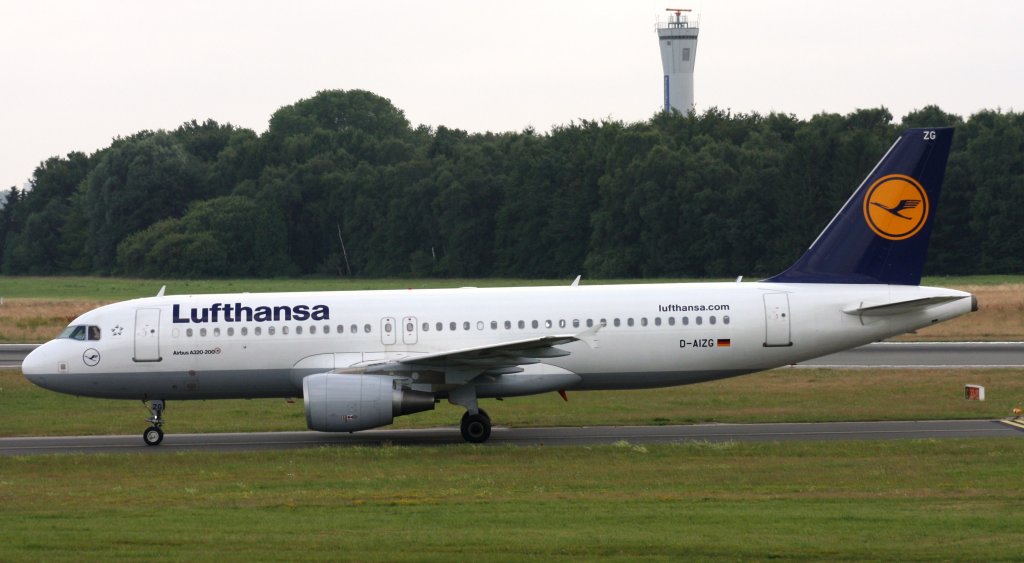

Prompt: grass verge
xmin=3 ymin=368 xmax=1022 ymax=437
xmin=0 ymin=439 xmax=1021 ymax=560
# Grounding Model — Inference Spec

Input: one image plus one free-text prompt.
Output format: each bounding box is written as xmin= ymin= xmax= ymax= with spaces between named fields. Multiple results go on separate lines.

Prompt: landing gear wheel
xmin=143 ymin=426 xmax=164 ymax=446
xmin=142 ymin=399 xmax=166 ymax=446
xmin=460 ymin=411 xmax=492 ymax=443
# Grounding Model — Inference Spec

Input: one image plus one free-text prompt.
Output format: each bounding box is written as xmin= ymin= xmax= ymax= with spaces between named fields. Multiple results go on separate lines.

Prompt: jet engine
xmin=303 ymin=373 xmax=435 ymax=432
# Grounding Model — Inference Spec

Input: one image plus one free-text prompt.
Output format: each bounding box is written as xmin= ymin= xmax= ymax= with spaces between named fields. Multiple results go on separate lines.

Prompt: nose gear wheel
xmin=142 ymin=399 xmax=166 ymax=446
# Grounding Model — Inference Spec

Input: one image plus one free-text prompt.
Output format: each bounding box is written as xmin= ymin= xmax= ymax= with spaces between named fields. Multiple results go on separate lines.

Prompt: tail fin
xmin=765 ymin=127 xmax=954 ymax=285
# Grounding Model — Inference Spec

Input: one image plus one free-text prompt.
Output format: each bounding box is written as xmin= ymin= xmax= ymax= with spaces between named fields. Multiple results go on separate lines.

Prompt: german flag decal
xmin=717 ymin=339 xmax=731 ymax=347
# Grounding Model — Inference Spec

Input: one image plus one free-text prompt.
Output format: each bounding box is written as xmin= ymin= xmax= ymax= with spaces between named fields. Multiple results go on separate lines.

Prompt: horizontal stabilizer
xmin=843 ymin=295 xmax=968 ymax=317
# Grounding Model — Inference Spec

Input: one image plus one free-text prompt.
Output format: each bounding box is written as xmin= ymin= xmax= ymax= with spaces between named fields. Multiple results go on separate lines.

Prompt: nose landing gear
xmin=143 ymin=399 xmax=165 ymax=446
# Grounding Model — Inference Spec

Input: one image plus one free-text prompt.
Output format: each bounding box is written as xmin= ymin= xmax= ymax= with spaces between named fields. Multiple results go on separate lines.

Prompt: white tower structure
xmin=657 ymin=8 xmax=699 ymax=113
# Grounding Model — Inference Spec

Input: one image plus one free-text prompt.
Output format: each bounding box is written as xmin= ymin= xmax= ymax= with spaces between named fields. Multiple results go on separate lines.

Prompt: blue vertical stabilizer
xmin=765 ymin=128 xmax=954 ymax=285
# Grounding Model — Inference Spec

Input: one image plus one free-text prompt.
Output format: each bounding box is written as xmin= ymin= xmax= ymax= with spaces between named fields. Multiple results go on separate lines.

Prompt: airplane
xmin=21 ymin=127 xmax=976 ymax=446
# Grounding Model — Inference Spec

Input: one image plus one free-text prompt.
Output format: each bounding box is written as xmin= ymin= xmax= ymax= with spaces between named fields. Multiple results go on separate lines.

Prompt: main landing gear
xmin=143 ymin=399 xmax=165 ymax=446
xmin=460 ymin=409 xmax=491 ymax=443
xmin=450 ymin=385 xmax=492 ymax=443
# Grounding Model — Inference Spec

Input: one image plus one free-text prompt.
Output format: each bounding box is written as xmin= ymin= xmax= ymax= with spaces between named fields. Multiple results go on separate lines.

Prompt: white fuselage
xmin=22 ymin=281 xmax=974 ymax=401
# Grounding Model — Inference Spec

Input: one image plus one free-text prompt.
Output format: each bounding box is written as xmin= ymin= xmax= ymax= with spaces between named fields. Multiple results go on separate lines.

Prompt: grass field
xmin=0 ymin=275 xmax=1021 ymax=342
xmin=1 ymin=439 xmax=1022 ymax=560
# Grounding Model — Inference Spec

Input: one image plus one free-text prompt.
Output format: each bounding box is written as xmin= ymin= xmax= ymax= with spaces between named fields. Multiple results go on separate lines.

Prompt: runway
xmin=2 ymin=419 xmax=1021 ymax=456
xmin=795 ymin=341 xmax=1024 ymax=368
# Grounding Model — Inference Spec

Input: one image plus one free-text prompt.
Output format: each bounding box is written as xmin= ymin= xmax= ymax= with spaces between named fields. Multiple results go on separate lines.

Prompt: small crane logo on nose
xmin=83 ymin=348 xmax=101 ymax=367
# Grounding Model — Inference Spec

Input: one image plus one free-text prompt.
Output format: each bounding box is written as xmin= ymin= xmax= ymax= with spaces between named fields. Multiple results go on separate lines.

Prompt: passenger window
xmin=682 ymin=317 xmax=689 ymax=326
xmin=710 ymin=316 xmax=716 ymax=325
xmin=573 ymin=319 xmax=580 ymax=328
xmin=518 ymin=320 xmax=526 ymax=329
xmin=422 ymin=322 xmax=429 ymax=332
xmin=586 ymin=319 xmax=593 ymax=328
xmin=668 ymin=317 xmax=675 ymax=326
xmin=450 ymin=322 xmax=457 ymax=331
xmin=600 ymin=319 xmax=607 ymax=327
xmin=337 ymin=325 xmax=344 ymax=334
xmin=385 ymin=322 xmax=393 ymax=333
xmin=350 ymin=324 xmax=357 ymax=334
xmin=283 ymin=326 xmax=290 ymax=335
xmin=186 ymin=328 xmax=194 ymax=337
xmin=654 ymin=317 xmax=661 ymax=326
xmin=436 ymin=322 xmax=443 ymax=331
xmin=200 ymin=328 xmax=207 ymax=337
xmin=627 ymin=318 xmax=634 ymax=327
xmin=545 ymin=320 xmax=552 ymax=329
xmin=406 ymin=322 xmax=414 ymax=333
xmin=463 ymin=321 xmax=470 ymax=331
xmin=504 ymin=320 xmax=511 ymax=329
xmin=532 ymin=320 xmax=539 ymax=329
xmin=310 ymin=325 xmax=316 ymax=335
xmin=724 ymin=316 xmax=730 ymax=325
xmin=476 ymin=321 xmax=484 ymax=331
xmin=213 ymin=328 xmax=220 ymax=337
xmin=614 ymin=319 xmax=621 ymax=327
xmin=490 ymin=321 xmax=498 ymax=330
xmin=228 ymin=327 xmax=234 ymax=336
xmin=255 ymin=327 xmax=262 ymax=336
xmin=641 ymin=318 xmax=649 ymax=327
xmin=364 ymin=324 xmax=371 ymax=333
xmin=268 ymin=327 xmax=275 ymax=336
xmin=297 ymin=326 xmax=304 ymax=335
xmin=241 ymin=327 xmax=248 ymax=336
xmin=696 ymin=316 xmax=703 ymax=326
xmin=559 ymin=319 xmax=566 ymax=329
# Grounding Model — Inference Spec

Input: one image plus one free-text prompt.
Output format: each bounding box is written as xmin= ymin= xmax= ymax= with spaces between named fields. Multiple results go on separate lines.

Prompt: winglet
xmin=571 ymin=275 xmax=582 ymax=287
xmin=156 ymin=285 xmax=166 ymax=297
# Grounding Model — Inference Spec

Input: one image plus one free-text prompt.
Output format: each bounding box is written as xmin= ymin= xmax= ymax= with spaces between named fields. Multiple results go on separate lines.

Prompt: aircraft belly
xmin=46 ymin=369 xmax=298 ymax=400
xmin=573 ymin=369 xmax=754 ymax=390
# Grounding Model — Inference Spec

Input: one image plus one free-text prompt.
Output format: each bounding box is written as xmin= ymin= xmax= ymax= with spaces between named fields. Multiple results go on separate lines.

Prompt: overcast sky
xmin=1 ymin=0 xmax=1021 ymax=190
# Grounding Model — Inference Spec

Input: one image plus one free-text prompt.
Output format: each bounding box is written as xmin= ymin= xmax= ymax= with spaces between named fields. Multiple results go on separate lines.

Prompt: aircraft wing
xmin=359 ymin=325 xmax=601 ymax=383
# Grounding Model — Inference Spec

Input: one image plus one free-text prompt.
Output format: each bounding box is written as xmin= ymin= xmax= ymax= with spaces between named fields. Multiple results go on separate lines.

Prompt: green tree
xmin=82 ymin=133 xmax=203 ymax=273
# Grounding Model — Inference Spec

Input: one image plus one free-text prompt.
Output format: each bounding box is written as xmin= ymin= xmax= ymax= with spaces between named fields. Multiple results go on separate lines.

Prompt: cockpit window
xmin=58 ymin=325 xmax=102 ymax=341
xmin=59 ymin=325 xmax=87 ymax=340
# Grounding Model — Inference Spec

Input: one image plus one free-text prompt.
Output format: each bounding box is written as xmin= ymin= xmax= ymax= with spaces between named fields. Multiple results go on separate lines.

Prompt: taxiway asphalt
xmin=2 ymin=419 xmax=1021 ymax=456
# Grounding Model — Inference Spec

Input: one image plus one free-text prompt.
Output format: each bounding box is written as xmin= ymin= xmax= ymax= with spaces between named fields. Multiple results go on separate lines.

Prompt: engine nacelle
xmin=303 ymin=373 xmax=435 ymax=432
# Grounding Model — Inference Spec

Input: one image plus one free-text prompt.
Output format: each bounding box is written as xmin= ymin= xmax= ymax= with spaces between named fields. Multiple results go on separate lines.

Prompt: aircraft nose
xmin=21 ymin=343 xmax=54 ymax=389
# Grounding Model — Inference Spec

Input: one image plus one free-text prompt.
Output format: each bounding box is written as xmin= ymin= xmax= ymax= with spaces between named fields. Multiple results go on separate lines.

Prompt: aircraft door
xmin=763 ymin=293 xmax=793 ymax=347
xmin=402 ymin=316 xmax=418 ymax=345
xmin=134 ymin=308 xmax=163 ymax=362
xmin=381 ymin=317 xmax=397 ymax=345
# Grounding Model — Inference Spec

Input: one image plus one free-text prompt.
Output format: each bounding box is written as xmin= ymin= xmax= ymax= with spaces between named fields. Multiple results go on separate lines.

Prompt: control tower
xmin=657 ymin=8 xmax=699 ymax=113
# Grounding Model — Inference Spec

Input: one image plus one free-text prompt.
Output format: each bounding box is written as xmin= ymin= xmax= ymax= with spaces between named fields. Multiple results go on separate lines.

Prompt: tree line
xmin=1 ymin=89 xmax=1022 ymax=279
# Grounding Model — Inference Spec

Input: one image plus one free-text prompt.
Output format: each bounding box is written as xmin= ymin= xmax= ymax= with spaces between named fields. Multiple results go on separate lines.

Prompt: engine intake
xmin=303 ymin=373 xmax=434 ymax=432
